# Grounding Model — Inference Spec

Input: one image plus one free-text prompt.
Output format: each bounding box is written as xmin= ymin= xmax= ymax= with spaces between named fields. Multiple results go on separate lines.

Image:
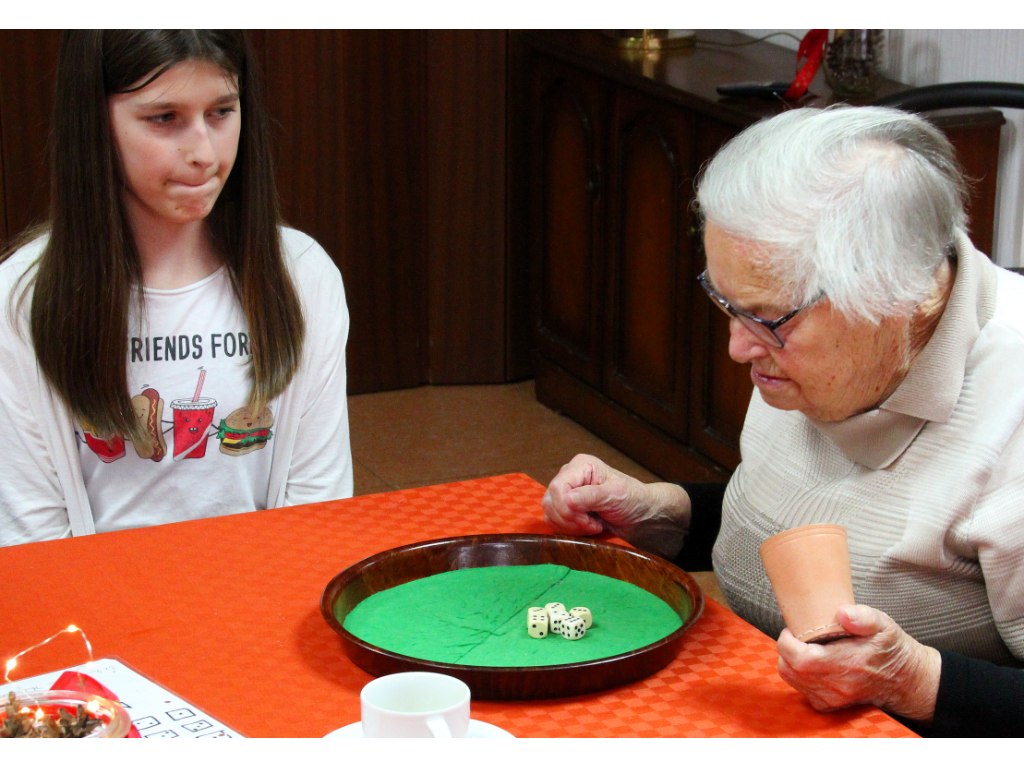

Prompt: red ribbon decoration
xmin=784 ymin=29 xmax=828 ymax=100
xmin=51 ymin=670 xmax=141 ymax=737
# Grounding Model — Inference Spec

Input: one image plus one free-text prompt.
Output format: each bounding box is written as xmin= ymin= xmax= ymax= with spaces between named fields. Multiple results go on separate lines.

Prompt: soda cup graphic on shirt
xmin=171 ymin=397 xmax=218 ymax=460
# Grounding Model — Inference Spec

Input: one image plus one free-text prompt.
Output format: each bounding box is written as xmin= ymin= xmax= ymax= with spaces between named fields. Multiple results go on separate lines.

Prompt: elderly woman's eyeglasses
xmin=697 ymin=271 xmax=821 ymax=349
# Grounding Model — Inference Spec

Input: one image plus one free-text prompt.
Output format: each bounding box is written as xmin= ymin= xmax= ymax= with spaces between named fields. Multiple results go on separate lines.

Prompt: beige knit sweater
xmin=714 ymin=232 xmax=1024 ymax=665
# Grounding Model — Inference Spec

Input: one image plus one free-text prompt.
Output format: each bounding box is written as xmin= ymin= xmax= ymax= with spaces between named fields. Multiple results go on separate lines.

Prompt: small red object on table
xmin=0 ymin=474 xmax=916 ymax=737
xmin=50 ymin=671 xmax=140 ymax=737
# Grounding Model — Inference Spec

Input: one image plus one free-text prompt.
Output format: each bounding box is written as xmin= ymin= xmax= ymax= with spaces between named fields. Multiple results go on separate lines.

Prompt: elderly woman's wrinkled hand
xmin=541 ymin=454 xmax=686 ymax=540
xmin=776 ymin=604 xmax=942 ymax=723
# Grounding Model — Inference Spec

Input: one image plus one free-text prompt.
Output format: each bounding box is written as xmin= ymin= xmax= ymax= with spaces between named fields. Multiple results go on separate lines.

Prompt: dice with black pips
xmin=569 ymin=607 xmax=593 ymax=629
xmin=560 ymin=615 xmax=586 ymax=640
xmin=544 ymin=602 xmax=566 ymax=616
xmin=527 ymin=607 xmax=549 ymax=638
xmin=548 ymin=610 xmax=569 ymax=635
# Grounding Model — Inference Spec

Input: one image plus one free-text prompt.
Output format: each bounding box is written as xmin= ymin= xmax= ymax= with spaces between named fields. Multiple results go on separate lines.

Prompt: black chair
xmin=872 ymin=81 xmax=1024 ymax=276
xmin=872 ymin=81 xmax=1024 ymax=112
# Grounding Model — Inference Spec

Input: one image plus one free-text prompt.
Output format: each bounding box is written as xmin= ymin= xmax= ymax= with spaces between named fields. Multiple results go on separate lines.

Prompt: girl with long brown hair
xmin=0 ymin=30 xmax=352 ymax=546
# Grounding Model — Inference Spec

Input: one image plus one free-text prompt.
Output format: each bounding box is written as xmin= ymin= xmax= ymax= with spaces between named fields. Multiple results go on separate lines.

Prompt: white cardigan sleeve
xmin=0 ymin=242 xmax=95 ymax=546
xmin=266 ymin=229 xmax=353 ymax=508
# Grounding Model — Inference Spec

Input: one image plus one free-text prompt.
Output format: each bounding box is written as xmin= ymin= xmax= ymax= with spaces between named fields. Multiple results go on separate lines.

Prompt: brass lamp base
xmin=603 ymin=30 xmax=696 ymax=51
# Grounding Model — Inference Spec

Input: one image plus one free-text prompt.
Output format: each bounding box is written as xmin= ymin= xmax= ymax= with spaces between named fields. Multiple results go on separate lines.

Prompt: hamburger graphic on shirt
xmin=216 ymin=405 xmax=274 ymax=456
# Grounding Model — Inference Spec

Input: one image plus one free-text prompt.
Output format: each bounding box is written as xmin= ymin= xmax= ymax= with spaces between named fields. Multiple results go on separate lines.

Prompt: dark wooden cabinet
xmin=604 ymin=87 xmax=695 ymax=440
xmin=530 ymin=55 xmax=605 ymax=389
xmin=517 ymin=30 xmax=1006 ymax=483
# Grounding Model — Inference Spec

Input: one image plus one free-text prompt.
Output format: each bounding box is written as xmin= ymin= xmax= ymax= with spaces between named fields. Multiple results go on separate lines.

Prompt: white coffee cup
xmin=360 ymin=672 xmax=471 ymax=738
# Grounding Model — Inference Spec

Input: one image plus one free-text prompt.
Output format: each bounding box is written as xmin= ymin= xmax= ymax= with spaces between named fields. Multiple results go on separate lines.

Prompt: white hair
xmin=694 ymin=105 xmax=968 ymax=322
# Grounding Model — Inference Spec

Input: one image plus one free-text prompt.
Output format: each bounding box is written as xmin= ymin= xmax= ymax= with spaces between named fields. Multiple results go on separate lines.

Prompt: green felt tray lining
xmin=343 ymin=564 xmax=683 ymax=667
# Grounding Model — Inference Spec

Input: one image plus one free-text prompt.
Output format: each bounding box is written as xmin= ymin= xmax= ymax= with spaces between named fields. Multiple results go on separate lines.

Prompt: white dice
xmin=560 ymin=615 xmax=586 ymax=640
xmin=569 ymin=607 xmax=593 ymax=628
xmin=527 ymin=607 xmax=549 ymax=638
xmin=548 ymin=610 xmax=568 ymax=635
xmin=528 ymin=603 xmax=593 ymax=640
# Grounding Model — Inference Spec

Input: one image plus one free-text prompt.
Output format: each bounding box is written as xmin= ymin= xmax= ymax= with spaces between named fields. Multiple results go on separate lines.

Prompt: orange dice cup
xmin=758 ymin=524 xmax=855 ymax=643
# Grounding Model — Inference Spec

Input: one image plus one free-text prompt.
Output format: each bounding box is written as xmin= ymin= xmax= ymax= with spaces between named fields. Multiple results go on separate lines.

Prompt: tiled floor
xmin=348 ymin=379 xmax=663 ymax=495
xmin=348 ymin=380 xmax=725 ymax=603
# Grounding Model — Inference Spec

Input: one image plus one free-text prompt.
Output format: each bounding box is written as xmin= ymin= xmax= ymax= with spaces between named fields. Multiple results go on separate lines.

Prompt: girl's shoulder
xmin=0 ymin=233 xmax=48 ymax=289
xmin=0 ymin=234 xmax=48 ymax=337
xmin=278 ymin=226 xmax=343 ymax=289
xmin=280 ymin=226 xmax=330 ymax=265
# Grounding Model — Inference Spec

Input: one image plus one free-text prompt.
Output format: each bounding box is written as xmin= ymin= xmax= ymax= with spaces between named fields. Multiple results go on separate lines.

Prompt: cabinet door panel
xmin=0 ymin=30 xmax=60 ymax=244
xmin=604 ymin=90 xmax=694 ymax=438
xmin=530 ymin=56 xmax=604 ymax=387
xmin=688 ymin=116 xmax=753 ymax=468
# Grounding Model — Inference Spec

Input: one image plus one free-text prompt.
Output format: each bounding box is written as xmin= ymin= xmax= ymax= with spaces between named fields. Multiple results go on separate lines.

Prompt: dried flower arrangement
xmin=1 ymin=691 xmax=104 ymax=738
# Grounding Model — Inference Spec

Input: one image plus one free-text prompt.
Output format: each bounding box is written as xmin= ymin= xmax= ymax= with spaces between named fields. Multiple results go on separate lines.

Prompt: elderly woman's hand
xmin=776 ymin=604 xmax=942 ymax=723
xmin=541 ymin=454 xmax=690 ymax=550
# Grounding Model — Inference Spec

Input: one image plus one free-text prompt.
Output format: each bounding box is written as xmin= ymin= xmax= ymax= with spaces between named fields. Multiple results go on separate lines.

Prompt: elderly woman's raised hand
xmin=541 ymin=454 xmax=691 ymax=554
xmin=776 ymin=604 xmax=942 ymax=723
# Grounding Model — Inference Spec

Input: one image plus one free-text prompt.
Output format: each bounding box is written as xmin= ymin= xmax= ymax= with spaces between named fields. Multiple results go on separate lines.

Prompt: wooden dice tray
xmin=320 ymin=533 xmax=704 ymax=700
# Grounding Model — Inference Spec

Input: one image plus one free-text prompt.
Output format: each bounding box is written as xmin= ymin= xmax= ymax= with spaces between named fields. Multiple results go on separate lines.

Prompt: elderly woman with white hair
xmin=542 ymin=105 xmax=1024 ymax=736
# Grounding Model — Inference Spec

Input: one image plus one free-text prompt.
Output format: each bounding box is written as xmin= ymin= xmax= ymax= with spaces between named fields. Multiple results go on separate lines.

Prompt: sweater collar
xmin=808 ymin=231 xmax=997 ymax=470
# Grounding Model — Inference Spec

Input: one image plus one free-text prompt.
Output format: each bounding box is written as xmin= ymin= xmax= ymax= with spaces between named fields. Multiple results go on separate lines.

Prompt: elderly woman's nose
xmin=727 ymin=317 xmax=771 ymax=363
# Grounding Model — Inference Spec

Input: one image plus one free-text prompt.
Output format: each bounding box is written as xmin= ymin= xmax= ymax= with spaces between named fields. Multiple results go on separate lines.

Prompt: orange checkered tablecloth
xmin=0 ymin=474 xmax=915 ymax=738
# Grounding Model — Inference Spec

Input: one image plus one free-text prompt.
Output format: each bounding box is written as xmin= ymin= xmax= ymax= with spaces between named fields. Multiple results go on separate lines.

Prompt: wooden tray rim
xmin=320 ymin=532 xmax=705 ymax=675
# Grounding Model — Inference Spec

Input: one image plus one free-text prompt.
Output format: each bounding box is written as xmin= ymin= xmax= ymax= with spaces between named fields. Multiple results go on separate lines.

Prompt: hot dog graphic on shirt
xmin=80 ymin=387 xmax=169 ymax=462
xmin=79 ymin=388 xmax=165 ymax=463
xmin=80 ymin=368 xmax=274 ymax=462
xmin=130 ymin=387 xmax=167 ymax=461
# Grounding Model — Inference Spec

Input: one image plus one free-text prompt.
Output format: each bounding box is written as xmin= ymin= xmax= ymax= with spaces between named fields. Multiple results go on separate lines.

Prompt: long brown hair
xmin=9 ymin=30 xmax=303 ymax=444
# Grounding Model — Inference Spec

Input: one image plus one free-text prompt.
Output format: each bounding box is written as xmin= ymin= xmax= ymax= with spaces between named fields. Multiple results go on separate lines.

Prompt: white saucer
xmin=324 ymin=719 xmax=515 ymax=739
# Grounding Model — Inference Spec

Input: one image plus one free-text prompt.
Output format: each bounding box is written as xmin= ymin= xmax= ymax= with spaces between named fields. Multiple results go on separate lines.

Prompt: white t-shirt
xmin=0 ymin=227 xmax=352 ymax=546
xmin=78 ymin=266 xmax=277 ymax=532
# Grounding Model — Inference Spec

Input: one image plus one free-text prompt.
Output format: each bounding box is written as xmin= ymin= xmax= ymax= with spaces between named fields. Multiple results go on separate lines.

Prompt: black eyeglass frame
xmin=697 ymin=270 xmax=822 ymax=349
